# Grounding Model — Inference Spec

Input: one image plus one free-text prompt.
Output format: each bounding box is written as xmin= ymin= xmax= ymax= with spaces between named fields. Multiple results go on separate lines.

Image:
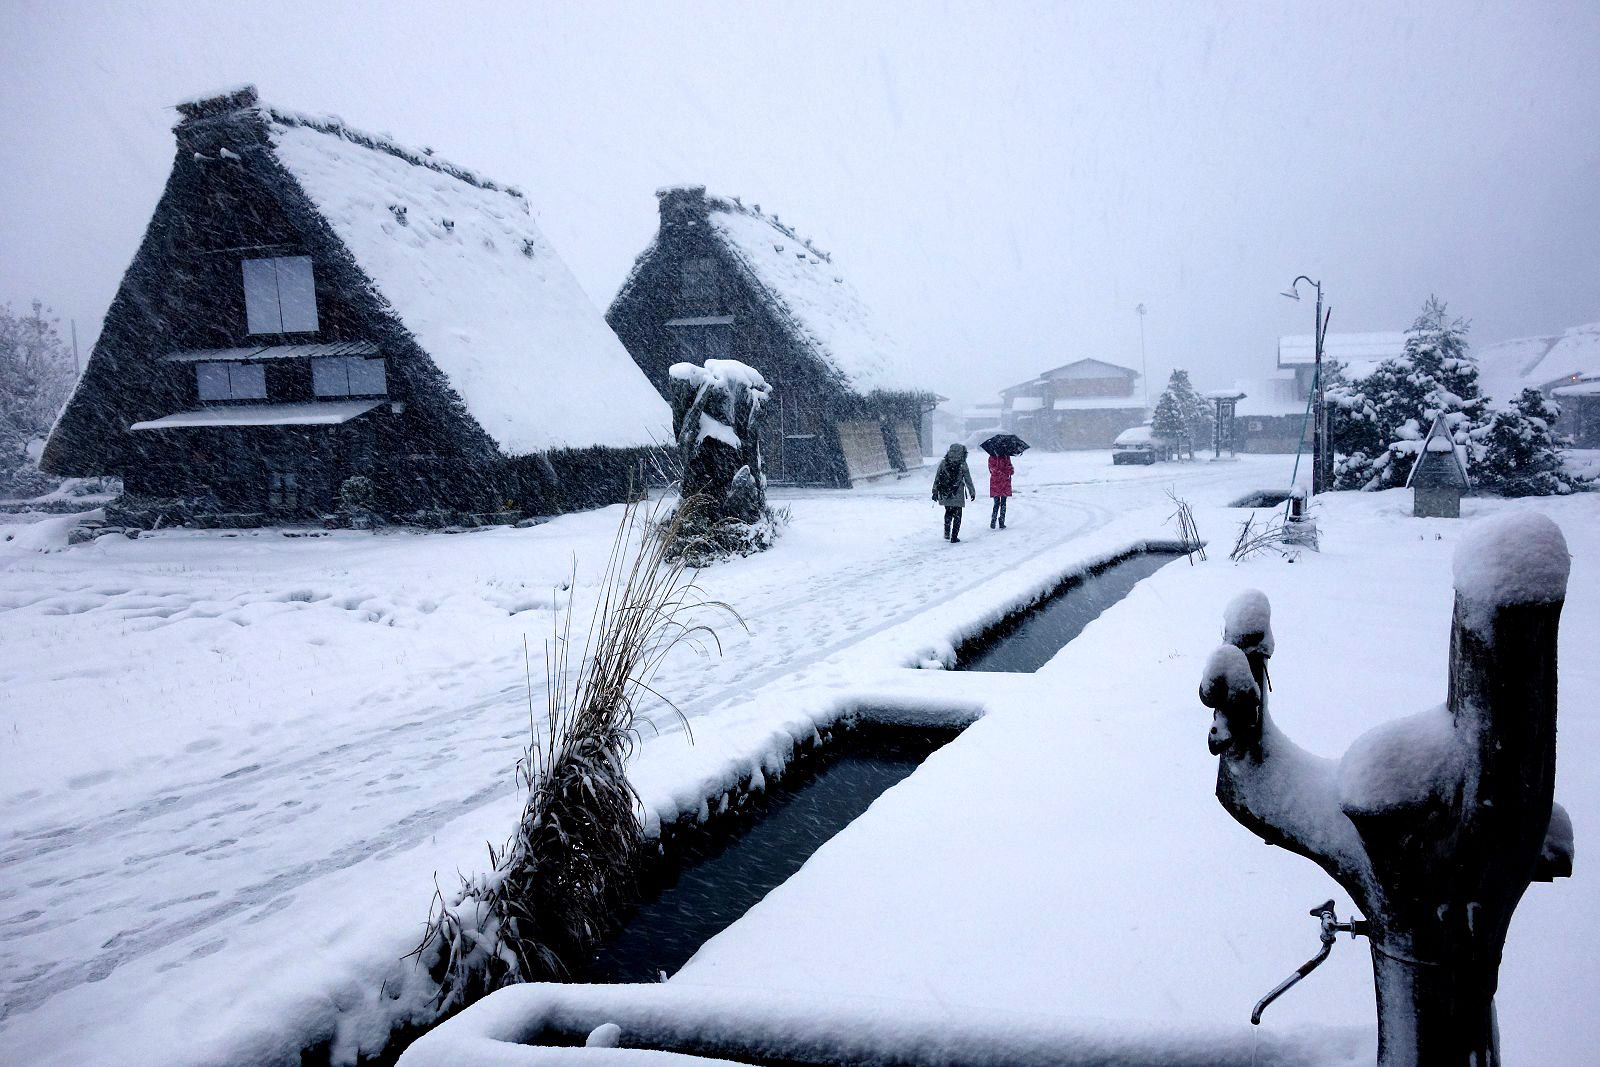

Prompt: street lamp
xmin=1135 ymin=303 xmax=1149 ymax=409
xmin=1282 ymin=276 xmax=1332 ymax=494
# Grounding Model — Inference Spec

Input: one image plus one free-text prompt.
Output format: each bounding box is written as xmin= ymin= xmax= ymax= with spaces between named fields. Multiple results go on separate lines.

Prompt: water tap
xmin=1250 ymin=900 xmax=1369 ymax=1025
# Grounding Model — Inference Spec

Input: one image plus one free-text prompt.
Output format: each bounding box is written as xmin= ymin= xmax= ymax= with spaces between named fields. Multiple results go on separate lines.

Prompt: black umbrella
xmin=981 ymin=433 xmax=1030 ymax=457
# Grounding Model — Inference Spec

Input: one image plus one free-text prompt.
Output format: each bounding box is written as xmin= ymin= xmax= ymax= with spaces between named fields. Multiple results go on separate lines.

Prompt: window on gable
xmin=196 ymin=361 xmax=266 ymax=402
xmin=243 ymin=256 xmax=319 ymax=335
xmin=313 ymin=356 xmax=388 ymax=397
xmin=677 ymin=257 xmax=721 ymax=315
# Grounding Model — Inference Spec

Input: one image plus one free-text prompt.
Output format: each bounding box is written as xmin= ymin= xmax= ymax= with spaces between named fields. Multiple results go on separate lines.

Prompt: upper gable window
xmin=312 ymin=356 xmax=388 ymax=397
xmin=243 ymin=256 xmax=319 ymax=334
xmin=677 ymin=257 xmax=721 ymax=315
xmin=196 ymin=361 xmax=266 ymax=402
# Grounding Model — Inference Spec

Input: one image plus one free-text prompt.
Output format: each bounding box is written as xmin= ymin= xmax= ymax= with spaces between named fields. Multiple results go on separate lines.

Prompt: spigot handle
xmin=1251 ymin=901 xmax=1368 ymax=1025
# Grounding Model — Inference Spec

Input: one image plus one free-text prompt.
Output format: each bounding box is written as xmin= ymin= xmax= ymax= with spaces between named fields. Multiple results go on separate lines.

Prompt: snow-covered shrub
xmin=413 ymin=501 xmax=738 ymax=1010
xmin=1 ymin=301 xmax=76 ymax=489
xmin=1329 ymin=296 xmax=1487 ymax=490
xmin=338 ymin=475 xmax=381 ymax=529
xmin=1476 ymin=389 xmax=1574 ymax=497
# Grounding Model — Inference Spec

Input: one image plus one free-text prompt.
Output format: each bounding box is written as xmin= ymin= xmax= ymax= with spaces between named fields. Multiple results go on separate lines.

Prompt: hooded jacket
xmin=932 ymin=445 xmax=976 ymax=508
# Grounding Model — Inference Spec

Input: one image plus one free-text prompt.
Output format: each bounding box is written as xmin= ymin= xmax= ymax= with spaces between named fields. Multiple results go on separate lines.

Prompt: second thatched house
xmin=43 ymin=86 xmax=671 ymax=526
xmin=607 ymin=186 xmax=936 ymax=487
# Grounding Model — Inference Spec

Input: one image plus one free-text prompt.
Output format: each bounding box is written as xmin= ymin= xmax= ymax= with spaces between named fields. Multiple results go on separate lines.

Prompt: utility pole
xmin=1135 ymin=303 xmax=1149 ymax=409
xmin=1281 ymin=278 xmax=1331 ymax=495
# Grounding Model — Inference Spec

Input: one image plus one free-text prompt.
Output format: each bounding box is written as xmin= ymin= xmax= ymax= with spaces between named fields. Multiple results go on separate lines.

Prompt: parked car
xmin=1111 ymin=424 xmax=1167 ymax=464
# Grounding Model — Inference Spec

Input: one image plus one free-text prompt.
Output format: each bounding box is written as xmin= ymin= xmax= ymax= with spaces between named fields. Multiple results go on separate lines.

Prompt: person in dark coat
xmin=931 ymin=444 xmax=976 ymax=542
xmin=988 ymin=452 xmax=1013 ymax=529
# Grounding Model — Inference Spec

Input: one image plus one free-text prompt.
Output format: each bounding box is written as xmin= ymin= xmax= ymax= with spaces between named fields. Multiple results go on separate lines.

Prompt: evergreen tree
xmin=1153 ymin=369 xmax=1205 ymax=458
xmin=1182 ymin=382 xmax=1214 ymax=457
xmin=0 ymin=301 xmax=77 ymax=490
xmin=1475 ymin=389 xmax=1571 ymax=496
xmin=1327 ymin=296 xmax=1486 ymax=490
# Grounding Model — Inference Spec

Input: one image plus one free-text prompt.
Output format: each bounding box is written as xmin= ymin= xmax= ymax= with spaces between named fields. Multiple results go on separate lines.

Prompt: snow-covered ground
xmin=3 ymin=453 xmax=1595 ymax=1065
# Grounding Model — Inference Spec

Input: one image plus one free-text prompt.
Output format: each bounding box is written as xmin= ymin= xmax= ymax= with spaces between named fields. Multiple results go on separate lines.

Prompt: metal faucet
xmin=1251 ymin=900 xmax=1369 ymax=1025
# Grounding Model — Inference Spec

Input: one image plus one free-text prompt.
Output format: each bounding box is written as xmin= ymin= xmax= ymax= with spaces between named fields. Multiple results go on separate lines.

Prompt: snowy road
xmin=0 ymin=454 xmax=1289 ymax=1064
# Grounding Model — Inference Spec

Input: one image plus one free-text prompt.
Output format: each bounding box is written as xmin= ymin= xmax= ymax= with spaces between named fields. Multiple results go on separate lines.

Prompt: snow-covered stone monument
xmin=1199 ymin=512 xmax=1573 ymax=1066
xmin=666 ymin=359 xmax=776 ymax=560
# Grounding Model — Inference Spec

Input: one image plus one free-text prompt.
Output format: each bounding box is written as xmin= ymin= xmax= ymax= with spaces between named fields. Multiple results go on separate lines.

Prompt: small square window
xmin=196 ymin=362 xmax=232 ymax=401
xmin=345 ymin=357 xmax=387 ymax=396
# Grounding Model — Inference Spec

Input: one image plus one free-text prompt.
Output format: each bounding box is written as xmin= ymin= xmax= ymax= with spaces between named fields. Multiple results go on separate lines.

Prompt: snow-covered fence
xmin=1198 ymin=512 xmax=1574 ymax=1066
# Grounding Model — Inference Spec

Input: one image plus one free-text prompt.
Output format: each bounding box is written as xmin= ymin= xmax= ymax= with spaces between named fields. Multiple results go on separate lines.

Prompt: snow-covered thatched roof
xmin=626 ymin=186 xmax=918 ymax=397
xmin=1477 ymin=322 xmax=1600 ymax=408
xmin=201 ymin=90 xmax=670 ymax=455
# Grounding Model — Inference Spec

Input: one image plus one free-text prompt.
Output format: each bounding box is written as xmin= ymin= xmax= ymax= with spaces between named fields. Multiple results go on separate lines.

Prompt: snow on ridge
xmin=267 ymin=119 xmax=670 ymax=454
xmin=705 ymin=198 xmax=919 ymax=396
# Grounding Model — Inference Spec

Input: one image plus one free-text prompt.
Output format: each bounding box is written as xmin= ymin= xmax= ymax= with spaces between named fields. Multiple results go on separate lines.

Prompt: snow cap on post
xmin=1200 ymin=644 xmax=1259 ymax=709
xmin=1452 ymin=512 xmax=1569 ymax=634
xmin=1222 ymin=588 xmax=1274 ymax=659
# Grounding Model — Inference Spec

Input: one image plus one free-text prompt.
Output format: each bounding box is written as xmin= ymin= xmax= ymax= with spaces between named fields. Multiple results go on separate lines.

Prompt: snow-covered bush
xmin=1152 ymin=369 xmax=1209 ymax=459
xmin=1328 ymin=297 xmax=1487 ymax=490
xmin=1475 ymin=389 xmax=1574 ymax=497
xmin=413 ymin=502 xmax=738 ymax=1011
xmin=338 ymin=475 xmax=381 ymax=529
xmin=1 ymin=301 xmax=77 ymax=492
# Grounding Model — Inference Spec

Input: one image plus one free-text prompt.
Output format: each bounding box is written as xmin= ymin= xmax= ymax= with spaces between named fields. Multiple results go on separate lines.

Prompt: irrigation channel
xmin=955 ymin=548 xmax=1186 ymax=673
xmin=577 ymin=547 xmax=1188 ymax=984
xmin=335 ymin=546 xmax=1189 ymax=1063
xmin=579 ymin=722 xmax=963 ymax=983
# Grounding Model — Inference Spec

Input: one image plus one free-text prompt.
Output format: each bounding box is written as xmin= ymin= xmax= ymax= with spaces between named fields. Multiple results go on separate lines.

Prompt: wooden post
xmin=1199 ymin=513 xmax=1572 ymax=1065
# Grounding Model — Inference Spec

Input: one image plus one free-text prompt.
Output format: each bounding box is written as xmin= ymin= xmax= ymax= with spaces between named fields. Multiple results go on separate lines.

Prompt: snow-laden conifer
xmin=1475 ymin=388 xmax=1573 ymax=496
xmin=1152 ymin=369 xmax=1207 ymax=459
xmin=1329 ymin=296 xmax=1487 ymax=490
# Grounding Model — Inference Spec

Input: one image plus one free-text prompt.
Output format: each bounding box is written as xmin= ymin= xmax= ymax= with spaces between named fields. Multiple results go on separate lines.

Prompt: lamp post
xmin=1135 ymin=303 xmax=1149 ymax=409
xmin=1281 ymin=277 xmax=1331 ymax=494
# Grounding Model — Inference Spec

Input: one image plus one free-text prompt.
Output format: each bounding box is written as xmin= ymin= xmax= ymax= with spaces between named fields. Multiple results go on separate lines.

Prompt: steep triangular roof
xmin=618 ymin=186 xmax=919 ymax=397
xmin=1477 ymin=323 xmax=1600 ymax=407
xmin=254 ymin=101 xmax=668 ymax=454
xmin=1406 ymin=415 xmax=1470 ymax=489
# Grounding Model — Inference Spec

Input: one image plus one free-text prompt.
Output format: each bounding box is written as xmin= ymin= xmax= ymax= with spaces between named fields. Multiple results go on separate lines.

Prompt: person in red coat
xmin=988 ymin=453 xmax=1013 ymax=529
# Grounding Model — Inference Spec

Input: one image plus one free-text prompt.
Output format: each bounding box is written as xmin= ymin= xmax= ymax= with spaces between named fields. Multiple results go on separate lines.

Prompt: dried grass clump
xmin=1229 ymin=510 xmax=1318 ymax=561
xmin=413 ymin=500 xmax=739 ymax=1011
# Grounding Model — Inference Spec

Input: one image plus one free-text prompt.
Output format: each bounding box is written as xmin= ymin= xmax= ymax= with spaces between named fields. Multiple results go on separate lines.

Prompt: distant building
xmin=961 ymin=401 xmax=1003 ymax=437
xmin=42 ymin=87 xmax=670 ymax=524
xmin=998 ymin=358 xmax=1146 ymax=450
xmin=1278 ymin=332 xmax=1406 ymax=395
xmin=1224 ymin=371 xmax=1309 ymax=453
xmin=607 ymin=186 xmax=936 ymax=487
xmin=1477 ymin=323 xmax=1600 ymax=447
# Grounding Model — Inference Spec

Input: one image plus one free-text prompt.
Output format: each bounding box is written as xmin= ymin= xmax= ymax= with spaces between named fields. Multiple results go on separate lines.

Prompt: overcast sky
xmin=2 ymin=0 xmax=1596 ymax=409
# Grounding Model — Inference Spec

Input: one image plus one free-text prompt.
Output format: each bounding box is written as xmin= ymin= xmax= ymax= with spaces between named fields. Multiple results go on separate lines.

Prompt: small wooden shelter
xmin=42 ymin=86 xmax=670 ymax=525
xmin=607 ymin=186 xmax=935 ymax=487
xmin=1407 ymin=415 xmax=1470 ymax=517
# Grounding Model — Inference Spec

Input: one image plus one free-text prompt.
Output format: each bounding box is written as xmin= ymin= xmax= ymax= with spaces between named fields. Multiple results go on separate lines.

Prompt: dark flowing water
xmin=1230 ymin=489 xmax=1292 ymax=508
xmin=579 ymin=723 xmax=962 ymax=983
xmin=956 ymin=550 xmax=1183 ymax=673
